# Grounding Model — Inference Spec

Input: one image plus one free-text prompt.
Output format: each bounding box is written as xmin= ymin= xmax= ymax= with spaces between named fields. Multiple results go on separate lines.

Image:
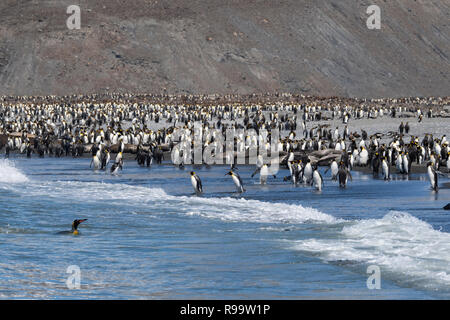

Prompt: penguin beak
xmin=78 ymin=219 xmax=88 ymax=224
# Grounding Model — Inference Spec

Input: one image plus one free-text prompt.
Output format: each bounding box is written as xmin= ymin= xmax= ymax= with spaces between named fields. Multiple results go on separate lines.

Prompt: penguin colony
xmin=0 ymin=93 xmax=448 ymax=193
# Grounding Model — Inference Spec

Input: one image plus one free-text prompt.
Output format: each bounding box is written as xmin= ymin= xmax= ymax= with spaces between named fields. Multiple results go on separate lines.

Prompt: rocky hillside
xmin=0 ymin=0 xmax=449 ymax=98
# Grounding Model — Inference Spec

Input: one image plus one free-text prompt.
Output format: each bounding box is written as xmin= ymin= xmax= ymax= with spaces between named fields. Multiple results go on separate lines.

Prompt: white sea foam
xmin=24 ymin=180 xmax=338 ymax=225
xmin=292 ymin=211 xmax=450 ymax=290
xmin=0 ymin=160 xmax=29 ymax=183
xmin=178 ymin=195 xmax=338 ymax=224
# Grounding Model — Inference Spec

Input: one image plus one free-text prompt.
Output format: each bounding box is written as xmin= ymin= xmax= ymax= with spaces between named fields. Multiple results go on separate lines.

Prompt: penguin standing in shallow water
xmin=427 ymin=162 xmax=438 ymax=192
xmin=57 ymin=219 xmax=87 ymax=235
xmin=101 ymin=148 xmax=111 ymax=170
xmin=324 ymin=159 xmax=339 ymax=181
xmin=402 ymin=152 xmax=411 ymax=175
xmin=301 ymin=159 xmax=313 ymax=184
xmin=226 ymin=170 xmax=245 ymax=193
xmin=286 ymin=152 xmax=295 ymax=178
xmin=312 ymin=165 xmax=324 ymax=191
xmin=381 ymin=156 xmax=390 ymax=181
xmin=291 ymin=160 xmax=302 ymax=186
xmin=371 ymin=152 xmax=380 ymax=177
xmin=190 ymin=171 xmax=203 ymax=195
xmin=90 ymin=153 xmax=101 ymax=170
xmin=251 ymin=164 xmax=276 ymax=185
xmin=337 ymin=161 xmax=352 ymax=188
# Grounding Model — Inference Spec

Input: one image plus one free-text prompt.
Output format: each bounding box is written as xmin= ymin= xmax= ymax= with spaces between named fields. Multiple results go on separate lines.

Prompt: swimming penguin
xmin=190 ymin=171 xmax=203 ymax=194
xmin=225 ymin=170 xmax=245 ymax=193
xmin=427 ymin=162 xmax=438 ymax=192
xmin=57 ymin=219 xmax=88 ymax=235
xmin=337 ymin=161 xmax=352 ymax=188
xmin=312 ymin=165 xmax=324 ymax=191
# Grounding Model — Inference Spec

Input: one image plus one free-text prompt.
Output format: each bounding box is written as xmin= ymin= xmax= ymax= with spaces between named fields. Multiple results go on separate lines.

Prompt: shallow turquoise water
xmin=0 ymin=156 xmax=449 ymax=299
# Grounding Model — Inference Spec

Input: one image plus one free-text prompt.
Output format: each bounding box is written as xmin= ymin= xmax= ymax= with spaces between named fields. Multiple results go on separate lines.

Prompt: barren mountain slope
xmin=0 ymin=0 xmax=449 ymax=98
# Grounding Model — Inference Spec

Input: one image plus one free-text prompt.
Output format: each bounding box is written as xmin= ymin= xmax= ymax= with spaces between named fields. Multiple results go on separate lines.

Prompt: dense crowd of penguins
xmin=0 ymin=93 xmax=448 ymax=192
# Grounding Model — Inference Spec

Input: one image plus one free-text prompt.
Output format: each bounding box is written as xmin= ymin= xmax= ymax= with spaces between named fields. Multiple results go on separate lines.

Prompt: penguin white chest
xmin=93 ymin=156 xmax=101 ymax=169
xmin=191 ymin=176 xmax=198 ymax=189
xmin=382 ymin=160 xmax=388 ymax=173
xmin=304 ymin=164 xmax=312 ymax=179
xmin=331 ymin=162 xmax=338 ymax=176
xmin=313 ymin=171 xmax=322 ymax=190
xmin=232 ymin=175 xmax=240 ymax=187
xmin=427 ymin=168 xmax=435 ymax=188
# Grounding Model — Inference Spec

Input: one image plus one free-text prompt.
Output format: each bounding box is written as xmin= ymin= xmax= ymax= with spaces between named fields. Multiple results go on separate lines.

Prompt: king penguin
xmin=381 ymin=156 xmax=390 ymax=181
xmin=337 ymin=161 xmax=352 ymax=188
xmin=301 ymin=159 xmax=313 ymax=184
xmin=190 ymin=171 xmax=203 ymax=195
xmin=90 ymin=152 xmax=101 ymax=170
xmin=226 ymin=170 xmax=245 ymax=193
xmin=427 ymin=162 xmax=438 ymax=192
xmin=312 ymin=165 xmax=324 ymax=191
xmin=251 ymin=163 xmax=276 ymax=185
xmin=57 ymin=219 xmax=88 ymax=235
xmin=402 ymin=152 xmax=411 ymax=175
xmin=325 ymin=159 xmax=339 ymax=181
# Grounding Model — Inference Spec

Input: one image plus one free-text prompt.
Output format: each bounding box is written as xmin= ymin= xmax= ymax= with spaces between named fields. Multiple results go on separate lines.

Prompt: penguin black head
xmin=71 ymin=219 xmax=87 ymax=233
xmin=71 ymin=219 xmax=85 ymax=227
xmin=190 ymin=171 xmax=195 ymax=176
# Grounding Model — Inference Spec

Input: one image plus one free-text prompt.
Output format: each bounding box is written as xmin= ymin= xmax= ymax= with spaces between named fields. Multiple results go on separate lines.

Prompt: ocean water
xmin=0 ymin=157 xmax=449 ymax=299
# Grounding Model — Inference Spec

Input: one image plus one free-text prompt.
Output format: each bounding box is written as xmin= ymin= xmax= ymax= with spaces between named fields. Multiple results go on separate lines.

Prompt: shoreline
xmin=3 ymin=151 xmax=448 ymax=176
